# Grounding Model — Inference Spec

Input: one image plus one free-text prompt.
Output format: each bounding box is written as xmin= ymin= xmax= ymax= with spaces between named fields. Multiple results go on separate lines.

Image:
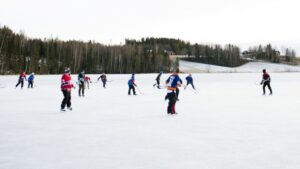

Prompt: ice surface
xmin=1 ymin=73 xmax=300 ymax=169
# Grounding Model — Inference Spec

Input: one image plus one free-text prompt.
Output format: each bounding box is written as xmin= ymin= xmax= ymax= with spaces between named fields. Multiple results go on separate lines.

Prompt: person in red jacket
xmin=84 ymin=76 xmax=91 ymax=89
xmin=260 ymin=69 xmax=272 ymax=95
xmin=61 ymin=67 xmax=74 ymax=111
xmin=15 ymin=71 xmax=27 ymax=89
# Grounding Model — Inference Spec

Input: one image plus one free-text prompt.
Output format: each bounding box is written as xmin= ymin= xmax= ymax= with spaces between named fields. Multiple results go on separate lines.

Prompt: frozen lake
xmin=0 ymin=73 xmax=300 ymax=169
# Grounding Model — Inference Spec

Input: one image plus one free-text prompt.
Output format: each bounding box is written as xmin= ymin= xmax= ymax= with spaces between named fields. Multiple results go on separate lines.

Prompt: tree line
xmin=1 ymin=25 xmax=297 ymax=74
xmin=0 ymin=26 xmax=173 ymax=74
xmin=243 ymin=44 xmax=297 ymax=64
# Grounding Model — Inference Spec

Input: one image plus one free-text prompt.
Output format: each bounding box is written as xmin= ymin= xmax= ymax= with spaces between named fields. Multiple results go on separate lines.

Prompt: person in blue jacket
xmin=28 ymin=72 xmax=35 ymax=88
xmin=128 ymin=73 xmax=137 ymax=95
xmin=185 ymin=73 xmax=195 ymax=90
xmin=165 ymin=69 xmax=182 ymax=114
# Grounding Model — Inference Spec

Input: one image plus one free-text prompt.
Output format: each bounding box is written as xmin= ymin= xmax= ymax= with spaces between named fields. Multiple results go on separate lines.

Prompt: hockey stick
xmin=136 ymin=86 xmax=144 ymax=95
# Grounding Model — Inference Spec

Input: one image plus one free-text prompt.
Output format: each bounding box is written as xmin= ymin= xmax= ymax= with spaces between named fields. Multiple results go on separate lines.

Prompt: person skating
xmin=78 ymin=70 xmax=85 ymax=96
xmin=128 ymin=73 xmax=137 ymax=95
xmin=153 ymin=71 xmax=163 ymax=89
xmin=61 ymin=67 xmax=74 ymax=111
xmin=98 ymin=73 xmax=107 ymax=88
xmin=261 ymin=69 xmax=272 ymax=95
xmin=165 ymin=69 xmax=182 ymax=115
xmin=84 ymin=76 xmax=91 ymax=89
xmin=184 ymin=73 xmax=195 ymax=90
xmin=27 ymin=73 xmax=35 ymax=88
xmin=15 ymin=71 xmax=27 ymax=89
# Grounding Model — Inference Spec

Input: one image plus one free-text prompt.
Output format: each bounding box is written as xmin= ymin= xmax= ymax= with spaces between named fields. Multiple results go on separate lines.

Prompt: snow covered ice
xmin=1 ymin=73 xmax=300 ymax=169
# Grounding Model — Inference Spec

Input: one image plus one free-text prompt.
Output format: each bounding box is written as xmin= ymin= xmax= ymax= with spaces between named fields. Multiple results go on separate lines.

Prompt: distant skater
xmin=260 ymin=69 xmax=272 ymax=95
xmin=27 ymin=72 xmax=35 ymax=88
xmin=15 ymin=71 xmax=27 ymax=89
xmin=78 ymin=70 xmax=85 ymax=96
xmin=165 ymin=69 xmax=182 ymax=115
xmin=153 ymin=71 xmax=163 ymax=89
xmin=61 ymin=67 xmax=73 ymax=111
xmin=184 ymin=73 xmax=195 ymax=90
xmin=98 ymin=73 xmax=107 ymax=88
xmin=128 ymin=73 xmax=137 ymax=95
xmin=84 ymin=76 xmax=91 ymax=89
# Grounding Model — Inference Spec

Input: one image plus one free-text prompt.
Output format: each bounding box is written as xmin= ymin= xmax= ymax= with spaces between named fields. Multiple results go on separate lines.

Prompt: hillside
xmin=180 ymin=60 xmax=300 ymax=73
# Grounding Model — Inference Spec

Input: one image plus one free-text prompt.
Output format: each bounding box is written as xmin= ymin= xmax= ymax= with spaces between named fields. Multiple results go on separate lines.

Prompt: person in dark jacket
xmin=98 ymin=73 xmax=107 ymax=88
xmin=27 ymin=73 xmax=35 ymax=88
xmin=78 ymin=70 xmax=85 ymax=96
xmin=128 ymin=73 xmax=136 ymax=95
xmin=15 ymin=71 xmax=27 ymax=89
xmin=153 ymin=71 xmax=163 ymax=89
xmin=260 ymin=69 xmax=272 ymax=95
xmin=185 ymin=73 xmax=195 ymax=90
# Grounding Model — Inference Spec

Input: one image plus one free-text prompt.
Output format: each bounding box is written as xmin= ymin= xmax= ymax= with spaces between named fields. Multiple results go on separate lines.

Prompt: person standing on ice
xmin=165 ymin=69 xmax=182 ymax=114
xmin=128 ymin=73 xmax=137 ymax=95
xmin=260 ymin=69 xmax=272 ymax=95
xmin=153 ymin=71 xmax=163 ymax=89
xmin=15 ymin=71 xmax=27 ymax=89
xmin=98 ymin=73 xmax=107 ymax=88
xmin=184 ymin=73 xmax=195 ymax=90
xmin=27 ymin=72 xmax=35 ymax=88
xmin=61 ymin=67 xmax=73 ymax=111
xmin=84 ymin=76 xmax=91 ymax=89
xmin=78 ymin=70 xmax=85 ymax=96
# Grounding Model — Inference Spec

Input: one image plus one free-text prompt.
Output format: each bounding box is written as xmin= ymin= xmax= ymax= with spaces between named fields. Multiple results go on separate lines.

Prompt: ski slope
xmin=180 ymin=60 xmax=300 ymax=73
xmin=1 ymin=73 xmax=300 ymax=169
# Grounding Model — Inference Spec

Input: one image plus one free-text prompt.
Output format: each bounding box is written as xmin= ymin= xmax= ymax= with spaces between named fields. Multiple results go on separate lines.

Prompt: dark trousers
xmin=78 ymin=82 xmax=85 ymax=96
xmin=61 ymin=90 xmax=71 ymax=109
xmin=15 ymin=80 xmax=24 ymax=88
xmin=263 ymin=81 xmax=272 ymax=95
xmin=165 ymin=92 xmax=177 ymax=114
xmin=28 ymin=81 xmax=33 ymax=88
xmin=102 ymin=80 xmax=107 ymax=88
xmin=176 ymin=87 xmax=180 ymax=99
xmin=186 ymin=82 xmax=195 ymax=89
xmin=153 ymin=79 xmax=160 ymax=88
xmin=128 ymin=85 xmax=136 ymax=95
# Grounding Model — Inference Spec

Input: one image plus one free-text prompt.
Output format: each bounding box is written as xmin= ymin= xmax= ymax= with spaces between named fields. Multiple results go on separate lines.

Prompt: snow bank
xmin=180 ymin=60 xmax=300 ymax=73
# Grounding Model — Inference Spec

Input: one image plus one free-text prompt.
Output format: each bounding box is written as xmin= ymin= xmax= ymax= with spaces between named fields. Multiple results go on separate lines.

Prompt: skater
xmin=61 ymin=67 xmax=73 ymax=111
xmin=128 ymin=73 xmax=137 ymax=95
xmin=84 ymin=76 xmax=91 ymax=89
xmin=78 ymin=70 xmax=85 ymax=96
xmin=184 ymin=73 xmax=195 ymax=90
xmin=153 ymin=71 xmax=163 ymax=89
xmin=98 ymin=73 xmax=107 ymax=88
xmin=260 ymin=69 xmax=272 ymax=95
xmin=27 ymin=72 xmax=35 ymax=88
xmin=15 ymin=71 xmax=27 ymax=89
xmin=165 ymin=69 xmax=182 ymax=115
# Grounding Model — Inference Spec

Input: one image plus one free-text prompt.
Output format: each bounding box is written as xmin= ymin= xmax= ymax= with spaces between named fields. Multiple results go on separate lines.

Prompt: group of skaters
xmin=14 ymin=68 xmax=273 ymax=114
xmin=60 ymin=68 xmax=108 ymax=111
xmin=15 ymin=72 xmax=35 ymax=89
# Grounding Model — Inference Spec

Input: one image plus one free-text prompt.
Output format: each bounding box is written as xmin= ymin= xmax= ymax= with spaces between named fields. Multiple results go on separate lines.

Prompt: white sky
xmin=1 ymin=0 xmax=300 ymax=53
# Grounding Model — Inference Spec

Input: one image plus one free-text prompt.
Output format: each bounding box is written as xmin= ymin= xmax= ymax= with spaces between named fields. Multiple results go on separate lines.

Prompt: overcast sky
xmin=1 ymin=0 xmax=300 ymax=53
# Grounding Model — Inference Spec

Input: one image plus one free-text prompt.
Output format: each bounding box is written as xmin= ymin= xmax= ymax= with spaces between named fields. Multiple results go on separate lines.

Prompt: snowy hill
xmin=180 ymin=60 xmax=300 ymax=73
